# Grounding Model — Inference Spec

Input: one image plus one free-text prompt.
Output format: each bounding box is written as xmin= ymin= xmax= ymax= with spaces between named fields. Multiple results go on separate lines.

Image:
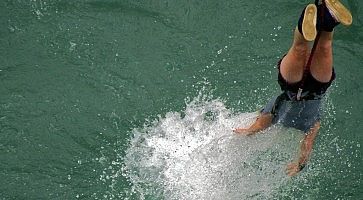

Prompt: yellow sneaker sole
xmin=302 ymin=4 xmax=317 ymax=41
xmin=325 ymin=0 xmax=353 ymax=26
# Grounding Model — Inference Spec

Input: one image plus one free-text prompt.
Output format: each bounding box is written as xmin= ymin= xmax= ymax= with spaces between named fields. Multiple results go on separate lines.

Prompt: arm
xmin=233 ymin=113 xmax=273 ymax=135
xmin=286 ymin=121 xmax=320 ymax=176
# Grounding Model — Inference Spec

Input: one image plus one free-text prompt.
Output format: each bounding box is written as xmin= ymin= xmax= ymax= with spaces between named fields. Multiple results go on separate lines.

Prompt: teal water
xmin=1 ymin=0 xmax=362 ymax=199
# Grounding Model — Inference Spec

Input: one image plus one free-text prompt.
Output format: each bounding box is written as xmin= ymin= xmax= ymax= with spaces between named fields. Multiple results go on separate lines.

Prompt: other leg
xmin=279 ymin=28 xmax=309 ymax=84
xmin=310 ymin=31 xmax=334 ymax=83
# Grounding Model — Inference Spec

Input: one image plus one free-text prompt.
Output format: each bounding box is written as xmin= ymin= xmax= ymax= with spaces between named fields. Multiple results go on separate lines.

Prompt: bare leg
xmin=310 ymin=31 xmax=334 ymax=82
xmin=280 ymin=28 xmax=310 ymax=83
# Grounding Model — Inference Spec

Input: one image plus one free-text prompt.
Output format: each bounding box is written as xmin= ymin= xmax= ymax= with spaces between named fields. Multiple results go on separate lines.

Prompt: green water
xmin=0 ymin=0 xmax=362 ymax=199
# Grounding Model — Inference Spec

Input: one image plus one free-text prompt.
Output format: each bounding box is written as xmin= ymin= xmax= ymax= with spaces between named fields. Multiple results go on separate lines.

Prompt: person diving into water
xmin=234 ymin=0 xmax=352 ymax=176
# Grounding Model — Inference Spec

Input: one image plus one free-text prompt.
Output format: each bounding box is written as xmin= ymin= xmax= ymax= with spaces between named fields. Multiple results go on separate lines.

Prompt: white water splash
xmin=123 ymin=94 xmax=304 ymax=200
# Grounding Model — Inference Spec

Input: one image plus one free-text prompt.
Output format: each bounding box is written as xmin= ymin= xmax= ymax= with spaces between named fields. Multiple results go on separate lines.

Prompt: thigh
xmin=280 ymin=50 xmax=308 ymax=83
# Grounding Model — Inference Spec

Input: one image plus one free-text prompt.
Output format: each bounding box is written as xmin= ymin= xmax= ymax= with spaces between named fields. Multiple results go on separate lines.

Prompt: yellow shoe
xmin=302 ymin=4 xmax=317 ymax=41
xmin=325 ymin=0 xmax=353 ymax=26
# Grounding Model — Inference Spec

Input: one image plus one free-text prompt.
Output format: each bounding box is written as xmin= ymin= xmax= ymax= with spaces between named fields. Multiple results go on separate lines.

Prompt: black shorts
xmin=276 ymin=57 xmax=335 ymax=97
xmin=260 ymin=57 xmax=335 ymax=133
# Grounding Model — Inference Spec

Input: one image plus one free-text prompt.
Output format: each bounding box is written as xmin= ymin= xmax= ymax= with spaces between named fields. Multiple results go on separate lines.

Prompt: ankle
xmin=294 ymin=28 xmax=310 ymax=43
xmin=292 ymin=43 xmax=309 ymax=57
xmin=317 ymin=4 xmax=339 ymax=32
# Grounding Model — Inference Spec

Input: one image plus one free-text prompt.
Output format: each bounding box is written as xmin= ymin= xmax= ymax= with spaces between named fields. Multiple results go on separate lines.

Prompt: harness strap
xmin=297 ymin=0 xmax=326 ymax=100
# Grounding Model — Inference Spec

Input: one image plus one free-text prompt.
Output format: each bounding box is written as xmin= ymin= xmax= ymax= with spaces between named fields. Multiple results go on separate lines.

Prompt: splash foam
xmin=124 ymin=94 xmax=303 ymax=199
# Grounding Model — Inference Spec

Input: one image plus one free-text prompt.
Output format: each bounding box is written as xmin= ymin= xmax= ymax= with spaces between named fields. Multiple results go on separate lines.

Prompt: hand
xmin=233 ymin=128 xmax=252 ymax=135
xmin=286 ymin=162 xmax=303 ymax=176
xmin=233 ymin=114 xmax=272 ymax=135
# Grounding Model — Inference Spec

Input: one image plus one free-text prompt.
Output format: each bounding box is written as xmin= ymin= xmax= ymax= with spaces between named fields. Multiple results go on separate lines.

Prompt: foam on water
xmin=123 ymin=92 xmax=305 ymax=200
